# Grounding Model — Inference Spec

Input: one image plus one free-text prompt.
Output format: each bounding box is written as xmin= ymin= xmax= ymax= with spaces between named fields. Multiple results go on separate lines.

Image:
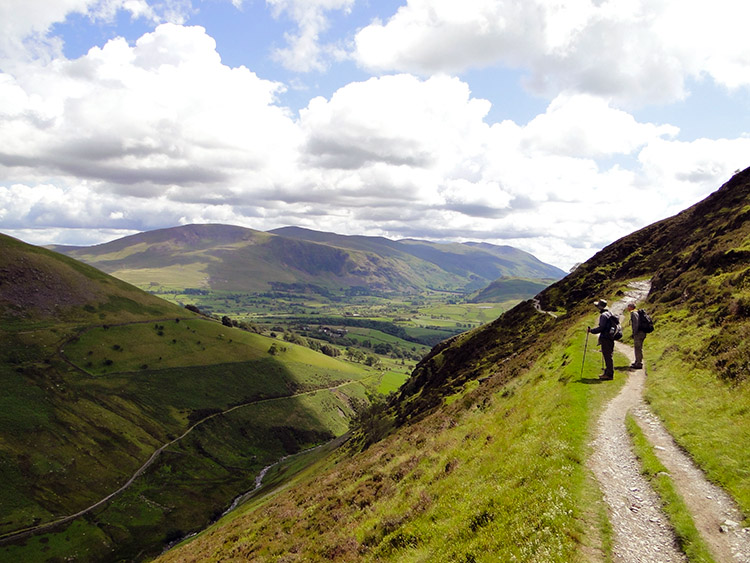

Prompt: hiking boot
xmin=630 ymin=363 xmax=643 ymax=369
xmin=598 ymin=373 xmax=614 ymax=380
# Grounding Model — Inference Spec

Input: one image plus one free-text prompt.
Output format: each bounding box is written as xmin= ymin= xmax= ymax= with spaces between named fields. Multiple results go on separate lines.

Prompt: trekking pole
xmin=581 ymin=329 xmax=590 ymax=377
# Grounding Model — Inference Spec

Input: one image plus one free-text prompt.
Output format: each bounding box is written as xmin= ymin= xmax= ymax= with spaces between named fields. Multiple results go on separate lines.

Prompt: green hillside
xmin=52 ymin=224 xmax=565 ymax=295
xmin=157 ymin=168 xmax=750 ymax=561
xmin=272 ymin=226 xmax=567 ymax=290
xmin=0 ymin=232 xmax=183 ymax=325
xmin=468 ymin=276 xmax=553 ymax=303
xmin=0 ymin=234 xmax=374 ymax=561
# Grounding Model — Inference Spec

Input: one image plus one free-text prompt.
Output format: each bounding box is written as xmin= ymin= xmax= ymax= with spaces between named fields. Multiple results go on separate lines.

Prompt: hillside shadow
xmin=4 ymin=353 xmax=363 ymax=562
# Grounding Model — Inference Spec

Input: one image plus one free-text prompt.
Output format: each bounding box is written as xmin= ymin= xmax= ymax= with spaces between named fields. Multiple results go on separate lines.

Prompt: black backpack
xmin=637 ymin=309 xmax=654 ymax=333
xmin=607 ymin=312 xmax=623 ymax=340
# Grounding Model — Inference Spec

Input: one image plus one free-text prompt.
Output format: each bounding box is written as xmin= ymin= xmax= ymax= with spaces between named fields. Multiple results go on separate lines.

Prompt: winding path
xmin=588 ymin=281 xmax=750 ymax=562
xmin=0 ymin=377 xmax=369 ymax=546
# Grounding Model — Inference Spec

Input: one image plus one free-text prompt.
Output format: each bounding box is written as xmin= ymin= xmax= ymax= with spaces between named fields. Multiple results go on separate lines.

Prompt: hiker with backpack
xmin=587 ymin=299 xmax=621 ymax=380
xmin=626 ymin=303 xmax=653 ymax=369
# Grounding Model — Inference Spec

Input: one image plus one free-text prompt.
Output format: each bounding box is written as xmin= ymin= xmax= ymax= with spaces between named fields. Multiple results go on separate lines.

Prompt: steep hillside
xmin=53 ymin=224 xmax=565 ymax=295
xmin=0 ymin=235 xmax=374 ymax=561
xmin=157 ymin=169 xmax=750 ymax=562
xmin=1 ymin=232 xmax=182 ymax=324
xmin=401 ymin=166 xmax=750 ymax=425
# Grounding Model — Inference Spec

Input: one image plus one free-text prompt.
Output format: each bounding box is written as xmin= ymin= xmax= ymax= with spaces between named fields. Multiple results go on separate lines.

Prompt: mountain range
xmin=155 ymin=168 xmax=750 ymax=561
xmin=2 ymin=168 xmax=749 ymax=561
xmin=50 ymin=224 xmax=566 ymax=295
xmin=0 ymin=232 xmax=372 ymax=561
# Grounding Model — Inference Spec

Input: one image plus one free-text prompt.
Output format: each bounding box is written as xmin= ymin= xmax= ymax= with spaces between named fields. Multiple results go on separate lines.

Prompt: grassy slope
xmin=159 ymin=168 xmax=750 ymax=561
xmin=0 ymin=234 xmax=375 ymax=561
xmin=159 ymin=317 xmax=626 ymax=562
xmin=0 ymin=232 xmax=182 ymax=325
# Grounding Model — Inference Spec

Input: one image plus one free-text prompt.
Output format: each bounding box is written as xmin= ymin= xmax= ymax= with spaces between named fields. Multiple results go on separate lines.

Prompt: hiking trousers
xmin=600 ymin=338 xmax=614 ymax=377
xmin=633 ymin=331 xmax=646 ymax=366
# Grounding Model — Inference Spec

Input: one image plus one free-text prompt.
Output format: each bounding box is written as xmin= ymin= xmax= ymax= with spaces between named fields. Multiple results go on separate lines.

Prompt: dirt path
xmin=631 ymin=403 xmax=750 ymax=562
xmin=0 ymin=377 xmax=371 ymax=546
xmin=588 ymin=280 xmax=750 ymax=562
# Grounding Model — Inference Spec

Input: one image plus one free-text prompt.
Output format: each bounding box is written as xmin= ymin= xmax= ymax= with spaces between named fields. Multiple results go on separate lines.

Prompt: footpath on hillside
xmin=0 ymin=375 xmax=373 ymax=546
xmin=587 ymin=281 xmax=750 ymax=562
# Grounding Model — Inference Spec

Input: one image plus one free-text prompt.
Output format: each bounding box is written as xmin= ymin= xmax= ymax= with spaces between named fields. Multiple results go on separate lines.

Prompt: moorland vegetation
xmin=0 ymin=235 xmax=377 ymax=561
xmin=3 ymin=168 xmax=750 ymax=561
xmin=156 ymin=168 xmax=750 ymax=561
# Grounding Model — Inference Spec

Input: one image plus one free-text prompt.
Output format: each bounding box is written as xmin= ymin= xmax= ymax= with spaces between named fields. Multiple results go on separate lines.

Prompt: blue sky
xmin=1 ymin=0 xmax=749 ymax=270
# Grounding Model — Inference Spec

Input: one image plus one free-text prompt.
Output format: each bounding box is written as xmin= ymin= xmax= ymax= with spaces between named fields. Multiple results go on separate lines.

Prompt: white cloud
xmin=1 ymin=13 xmax=748 ymax=272
xmin=290 ymin=74 xmax=748 ymax=268
xmin=519 ymin=93 xmax=679 ymax=158
xmin=353 ymin=0 xmax=750 ymax=106
xmin=0 ymin=0 xmax=194 ymax=64
xmin=0 ymin=24 xmax=300 ymax=196
xmin=0 ymin=0 xmax=89 ymax=62
xmin=638 ymin=137 xmax=750 ymax=211
xmin=266 ymin=0 xmax=355 ymax=72
xmin=299 ymin=74 xmax=490 ymax=171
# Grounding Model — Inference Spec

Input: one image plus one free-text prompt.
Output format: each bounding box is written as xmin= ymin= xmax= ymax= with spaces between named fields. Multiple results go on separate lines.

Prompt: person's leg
xmin=601 ymin=338 xmax=614 ymax=377
xmin=633 ymin=332 xmax=645 ymax=367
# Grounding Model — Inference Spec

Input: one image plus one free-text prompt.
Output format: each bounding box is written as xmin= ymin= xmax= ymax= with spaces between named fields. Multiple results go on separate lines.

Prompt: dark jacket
xmin=591 ymin=309 xmax=616 ymax=341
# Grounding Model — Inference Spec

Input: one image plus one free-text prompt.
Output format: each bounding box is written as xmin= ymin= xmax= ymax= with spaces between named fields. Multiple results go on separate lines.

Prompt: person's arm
xmin=590 ymin=313 xmax=605 ymax=334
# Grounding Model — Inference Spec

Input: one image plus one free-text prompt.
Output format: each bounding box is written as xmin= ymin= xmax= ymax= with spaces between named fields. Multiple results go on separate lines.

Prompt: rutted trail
xmin=589 ymin=280 xmax=750 ymax=562
xmin=589 ymin=281 xmax=686 ymax=562
xmin=631 ymin=402 xmax=750 ymax=562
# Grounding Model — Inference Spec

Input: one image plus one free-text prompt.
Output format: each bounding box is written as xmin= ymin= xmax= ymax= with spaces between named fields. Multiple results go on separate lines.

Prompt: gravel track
xmin=588 ymin=281 xmax=750 ymax=562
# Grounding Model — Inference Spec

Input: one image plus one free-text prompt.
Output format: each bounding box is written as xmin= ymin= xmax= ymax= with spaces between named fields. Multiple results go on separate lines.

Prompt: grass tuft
xmin=626 ymin=415 xmax=717 ymax=563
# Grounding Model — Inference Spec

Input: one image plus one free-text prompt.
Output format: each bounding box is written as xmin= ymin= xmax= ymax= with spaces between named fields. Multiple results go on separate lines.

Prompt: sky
xmin=1 ymin=0 xmax=749 ymax=271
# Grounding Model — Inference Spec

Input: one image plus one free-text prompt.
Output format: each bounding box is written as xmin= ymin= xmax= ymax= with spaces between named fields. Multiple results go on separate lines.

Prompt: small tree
xmin=321 ymin=344 xmax=341 ymax=358
xmin=349 ymin=394 xmax=394 ymax=448
xmin=365 ymin=355 xmax=380 ymax=367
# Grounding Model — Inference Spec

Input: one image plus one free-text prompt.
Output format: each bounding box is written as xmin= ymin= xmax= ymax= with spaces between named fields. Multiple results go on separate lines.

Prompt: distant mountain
xmin=0 ymin=233 xmax=371 ymax=561
xmin=51 ymin=224 xmax=566 ymax=294
xmin=272 ymin=226 xmax=566 ymax=284
xmin=467 ymin=276 xmax=554 ymax=303
xmin=156 ymin=170 xmax=750 ymax=562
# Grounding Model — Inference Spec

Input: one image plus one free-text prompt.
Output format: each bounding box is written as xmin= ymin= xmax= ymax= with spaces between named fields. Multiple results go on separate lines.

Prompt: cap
xmin=593 ymin=299 xmax=607 ymax=308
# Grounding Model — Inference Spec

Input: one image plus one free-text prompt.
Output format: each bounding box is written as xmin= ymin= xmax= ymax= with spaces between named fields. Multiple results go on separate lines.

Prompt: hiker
xmin=626 ymin=303 xmax=646 ymax=369
xmin=587 ymin=299 xmax=617 ymax=380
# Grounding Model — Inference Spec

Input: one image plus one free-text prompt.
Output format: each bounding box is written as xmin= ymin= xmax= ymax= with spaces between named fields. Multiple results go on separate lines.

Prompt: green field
xmin=414 ymin=302 xmax=509 ymax=326
xmin=64 ymin=318 xmax=362 ymax=377
xmin=378 ymin=371 xmax=410 ymax=394
xmin=142 ymin=284 xmax=522 ymax=370
xmin=1 ymin=310 xmax=375 ymax=561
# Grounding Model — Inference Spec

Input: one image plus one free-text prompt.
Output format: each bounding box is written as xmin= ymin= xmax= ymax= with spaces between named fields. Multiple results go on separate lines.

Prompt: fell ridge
xmin=156 ymin=168 xmax=750 ymax=561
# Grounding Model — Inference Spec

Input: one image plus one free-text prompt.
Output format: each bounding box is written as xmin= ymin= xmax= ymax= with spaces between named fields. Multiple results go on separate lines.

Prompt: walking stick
xmin=581 ymin=329 xmax=590 ymax=377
